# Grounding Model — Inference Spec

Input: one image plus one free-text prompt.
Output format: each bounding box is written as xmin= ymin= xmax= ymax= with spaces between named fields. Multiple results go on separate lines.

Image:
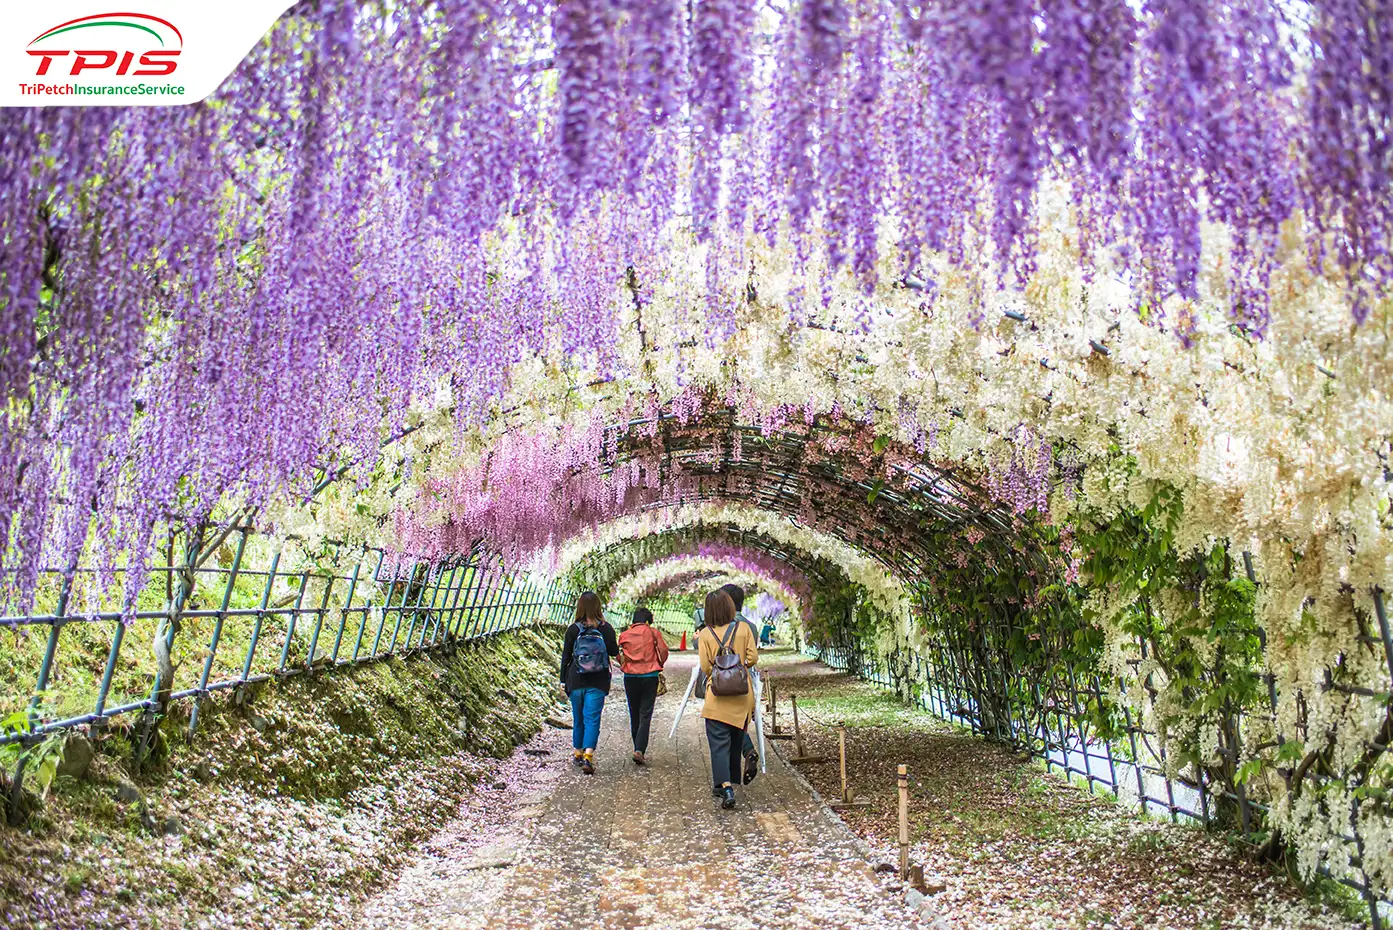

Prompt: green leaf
xmin=1235 ymin=759 xmax=1264 ymax=785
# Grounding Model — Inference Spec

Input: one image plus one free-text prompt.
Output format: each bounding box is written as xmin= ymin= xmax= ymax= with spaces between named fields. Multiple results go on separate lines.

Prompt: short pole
xmin=898 ymin=764 xmax=910 ymax=880
xmin=770 ymin=682 xmax=779 ymax=731
xmin=839 ymin=728 xmax=850 ymax=803
xmin=792 ymin=694 xmax=805 ymax=757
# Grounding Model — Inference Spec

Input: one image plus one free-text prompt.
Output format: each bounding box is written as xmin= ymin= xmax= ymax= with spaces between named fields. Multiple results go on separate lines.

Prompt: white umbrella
xmin=668 ymin=665 xmax=700 ymax=739
xmin=751 ymin=668 xmax=766 ymax=773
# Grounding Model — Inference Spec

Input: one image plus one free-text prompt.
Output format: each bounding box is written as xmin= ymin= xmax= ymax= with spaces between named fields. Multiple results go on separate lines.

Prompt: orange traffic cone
xmin=679 ymin=631 xmax=687 ymax=651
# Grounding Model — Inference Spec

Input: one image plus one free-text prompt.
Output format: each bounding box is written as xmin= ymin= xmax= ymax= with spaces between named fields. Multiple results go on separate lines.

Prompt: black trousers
xmin=705 ymin=718 xmax=745 ymax=789
xmin=624 ymin=675 xmax=660 ymax=753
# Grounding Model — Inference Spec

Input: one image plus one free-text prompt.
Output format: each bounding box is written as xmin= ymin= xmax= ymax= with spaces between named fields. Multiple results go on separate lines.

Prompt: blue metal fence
xmin=1 ymin=527 xmax=575 ymax=750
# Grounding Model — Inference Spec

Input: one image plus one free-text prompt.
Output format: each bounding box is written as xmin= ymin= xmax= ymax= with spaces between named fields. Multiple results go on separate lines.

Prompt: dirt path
xmin=353 ymin=651 xmax=924 ymax=930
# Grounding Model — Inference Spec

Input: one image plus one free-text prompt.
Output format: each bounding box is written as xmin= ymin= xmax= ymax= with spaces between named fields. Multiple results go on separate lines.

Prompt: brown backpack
xmin=707 ymin=621 xmax=750 ymax=696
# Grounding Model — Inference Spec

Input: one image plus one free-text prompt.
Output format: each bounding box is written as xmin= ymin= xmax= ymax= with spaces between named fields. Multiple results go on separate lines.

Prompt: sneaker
xmin=742 ymin=751 xmax=759 ymax=785
xmin=711 ymin=786 xmax=724 ymax=799
xmin=720 ymin=786 xmax=737 ymax=810
xmin=581 ymin=755 xmax=596 ymax=776
xmin=572 ymin=754 xmax=586 ymax=767
xmin=632 ymin=751 xmax=645 ymax=766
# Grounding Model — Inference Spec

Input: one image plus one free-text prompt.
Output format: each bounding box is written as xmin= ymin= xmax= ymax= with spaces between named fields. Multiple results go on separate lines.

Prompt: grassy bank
xmin=761 ymin=650 xmax=1366 ymax=930
xmin=0 ymin=626 xmax=563 ymax=930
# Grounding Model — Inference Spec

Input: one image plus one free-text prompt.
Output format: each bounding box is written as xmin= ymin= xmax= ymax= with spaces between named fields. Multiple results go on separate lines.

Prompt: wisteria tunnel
xmin=0 ymin=1 xmax=1390 ymax=928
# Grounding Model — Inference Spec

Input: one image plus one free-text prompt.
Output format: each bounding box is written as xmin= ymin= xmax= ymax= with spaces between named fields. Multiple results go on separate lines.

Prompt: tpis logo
xmin=27 ymin=12 xmax=182 ymax=77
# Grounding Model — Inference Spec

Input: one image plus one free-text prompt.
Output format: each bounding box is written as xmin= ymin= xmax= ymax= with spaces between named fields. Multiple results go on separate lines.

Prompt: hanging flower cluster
xmin=0 ymin=0 xmax=1388 ymax=613
xmin=749 ymin=592 xmax=789 ymax=626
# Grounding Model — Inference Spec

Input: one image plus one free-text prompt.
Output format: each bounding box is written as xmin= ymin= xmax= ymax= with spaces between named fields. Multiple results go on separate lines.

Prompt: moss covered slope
xmin=0 ymin=627 xmax=563 ymax=930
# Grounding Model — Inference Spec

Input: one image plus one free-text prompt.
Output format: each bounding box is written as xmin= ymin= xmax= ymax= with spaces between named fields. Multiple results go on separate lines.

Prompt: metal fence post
xmin=304 ymin=556 xmax=339 ymax=668
xmin=449 ymin=557 xmax=482 ymax=639
xmin=464 ymin=561 xmax=498 ymax=639
xmin=329 ymin=555 xmax=364 ymax=664
xmin=370 ymin=560 xmax=406 ymax=657
xmin=353 ymin=550 xmax=391 ymax=662
xmin=241 ymin=547 xmax=282 ymax=683
xmin=30 ymin=560 xmax=78 ymax=716
xmin=277 ymin=572 xmax=311 ymax=672
xmin=417 ymin=564 xmax=454 ymax=649
xmin=189 ymin=529 xmax=249 ymax=734
xmin=93 ymin=610 xmax=128 ymax=720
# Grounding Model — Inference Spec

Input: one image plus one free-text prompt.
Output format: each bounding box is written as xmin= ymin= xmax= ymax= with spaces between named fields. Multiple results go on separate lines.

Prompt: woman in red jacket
xmin=618 ymin=607 xmax=670 ymax=765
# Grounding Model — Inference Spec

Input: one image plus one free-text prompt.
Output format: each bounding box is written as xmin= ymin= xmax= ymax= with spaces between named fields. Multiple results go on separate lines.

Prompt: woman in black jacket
xmin=559 ymin=591 xmax=619 ymax=774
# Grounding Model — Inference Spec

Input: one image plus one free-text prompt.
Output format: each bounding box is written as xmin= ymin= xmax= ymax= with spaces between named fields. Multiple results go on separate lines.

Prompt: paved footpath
xmin=354 ymin=652 xmax=925 ymax=930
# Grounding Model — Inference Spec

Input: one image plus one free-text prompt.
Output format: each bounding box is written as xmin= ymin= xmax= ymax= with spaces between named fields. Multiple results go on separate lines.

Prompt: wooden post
xmin=767 ymin=681 xmax=792 ymax=740
xmin=898 ymin=764 xmax=910 ymax=880
xmin=828 ymin=727 xmax=872 ymax=810
xmin=839 ymin=728 xmax=850 ymax=803
xmin=788 ymin=695 xmax=830 ymax=764
xmin=792 ymin=694 xmax=804 ymax=756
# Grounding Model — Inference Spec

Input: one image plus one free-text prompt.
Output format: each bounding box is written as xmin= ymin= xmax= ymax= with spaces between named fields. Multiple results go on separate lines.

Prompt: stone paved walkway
xmin=354 ymin=652 xmax=925 ymax=930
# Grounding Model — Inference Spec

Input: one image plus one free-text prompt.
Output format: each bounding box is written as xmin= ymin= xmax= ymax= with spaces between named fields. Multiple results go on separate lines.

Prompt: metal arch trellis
xmin=540 ymin=400 xmax=1040 ymax=582
xmin=0 ymin=525 xmax=578 ymax=753
xmin=568 ymin=523 xmax=848 ymax=595
xmin=802 ymin=578 xmax=1393 ymax=930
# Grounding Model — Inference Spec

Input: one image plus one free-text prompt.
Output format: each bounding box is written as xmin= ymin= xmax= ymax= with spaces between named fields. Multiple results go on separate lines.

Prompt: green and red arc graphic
xmin=30 ymin=12 xmax=182 ymax=48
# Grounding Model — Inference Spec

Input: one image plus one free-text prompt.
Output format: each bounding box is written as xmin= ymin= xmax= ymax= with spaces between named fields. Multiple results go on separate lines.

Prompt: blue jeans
xmin=569 ymin=687 xmax=605 ymax=751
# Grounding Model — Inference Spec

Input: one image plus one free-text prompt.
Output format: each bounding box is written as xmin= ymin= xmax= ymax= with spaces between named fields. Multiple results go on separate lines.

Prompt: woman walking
xmin=698 ymin=589 xmax=759 ymax=810
xmin=559 ymin=591 xmax=619 ymax=775
xmin=618 ymin=606 xmax=669 ymax=765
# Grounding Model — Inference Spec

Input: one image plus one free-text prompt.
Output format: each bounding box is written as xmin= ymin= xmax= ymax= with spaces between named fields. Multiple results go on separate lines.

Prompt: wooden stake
xmin=787 ymin=694 xmax=830 ymax=764
xmin=898 ymin=764 xmax=910 ymax=880
xmin=792 ymin=695 xmax=804 ymax=756
xmin=839 ymin=728 xmax=850 ymax=802
xmin=767 ymin=681 xmax=792 ymax=739
xmin=827 ymin=729 xmax=871 ymax=810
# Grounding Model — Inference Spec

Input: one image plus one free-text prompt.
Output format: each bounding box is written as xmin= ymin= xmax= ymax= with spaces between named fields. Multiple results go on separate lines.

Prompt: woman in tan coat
xmin=699 ymin=589 xmax=759 ymax=810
